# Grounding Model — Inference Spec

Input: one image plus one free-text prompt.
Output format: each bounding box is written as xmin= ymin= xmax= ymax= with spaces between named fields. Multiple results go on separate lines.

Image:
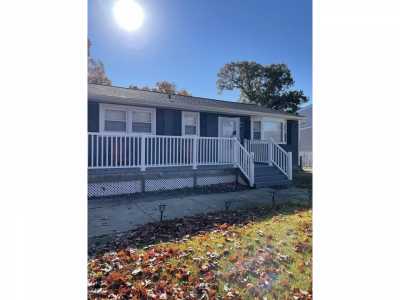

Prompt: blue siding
xmin=88 ymin=101 xmax=99 ymax=132
xmin=281 ymin=120 xmax=299 ymax=167
xmin=200 ymin=113 xmax=218 ymax=137
xmin=156 ymin=108 xmax=182 ymax=136
xmin=240 ymin=116 xmax=251 ymax=142
xmin=88 ymin=102 xmax=251 ymax=140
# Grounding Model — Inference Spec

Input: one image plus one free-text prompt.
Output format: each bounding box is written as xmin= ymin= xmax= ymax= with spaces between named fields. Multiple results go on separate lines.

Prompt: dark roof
xmin=88 ymin=84 xmax=305 ymax=120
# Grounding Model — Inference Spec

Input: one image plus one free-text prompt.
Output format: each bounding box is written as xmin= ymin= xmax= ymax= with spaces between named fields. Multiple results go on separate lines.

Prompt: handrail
xmin=88 ymin=132 xmax=255 ymax=187
xmin=88 ymin=133 xmax=239 ymax=169
xmin=88 ymin=132 xmax=234 ymax=140
xmin=234 ymin=139 xmax=255 ymax=187
xmin=244 ymin=139 xmax=269 ymax=164
xmin=245 ymin=138 xmax=293 ymax=180
xmin=270 ymin=139 xmax=292 ymax=180
xmin=270 ymin=138 xmax=287 ymax=153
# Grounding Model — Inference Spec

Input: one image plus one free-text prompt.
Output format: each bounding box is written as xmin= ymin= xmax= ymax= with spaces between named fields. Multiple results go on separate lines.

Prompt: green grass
xmin=88 ymin=206 xmax=312 ymax=299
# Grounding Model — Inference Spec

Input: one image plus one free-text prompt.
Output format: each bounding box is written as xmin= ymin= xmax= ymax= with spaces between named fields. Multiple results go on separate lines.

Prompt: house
xmin=88 ymin=84 xmax=305 ymax=197
xmin=298 ymin=104 xmax=312 ymax=168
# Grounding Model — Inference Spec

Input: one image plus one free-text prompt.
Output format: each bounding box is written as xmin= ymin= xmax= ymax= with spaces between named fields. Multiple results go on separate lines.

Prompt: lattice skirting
xmin=88 ymin=174 xmax=237 ymax=198
xmin=88 ymin=180 xmax=142 ymax=197
xmin=145 ymin=177 xmax=193 ymax=192
xmin=196 ymin=175 xmax=236 ymax=186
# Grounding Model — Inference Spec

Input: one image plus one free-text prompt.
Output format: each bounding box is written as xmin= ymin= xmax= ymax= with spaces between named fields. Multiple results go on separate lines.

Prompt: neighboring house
xmin=298 ymin=104 xmax=312 ymax=168
xmin=88 ymin=84 xmax=305 ymax=197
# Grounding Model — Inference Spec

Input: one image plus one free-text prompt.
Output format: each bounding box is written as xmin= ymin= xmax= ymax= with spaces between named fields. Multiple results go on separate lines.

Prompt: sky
xmin=88 ymin=0 xmax=312 ymax=104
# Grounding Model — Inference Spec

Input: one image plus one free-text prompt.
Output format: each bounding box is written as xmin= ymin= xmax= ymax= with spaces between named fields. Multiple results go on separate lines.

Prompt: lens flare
xmin=113 ymin=0 xmax=144 ymax=31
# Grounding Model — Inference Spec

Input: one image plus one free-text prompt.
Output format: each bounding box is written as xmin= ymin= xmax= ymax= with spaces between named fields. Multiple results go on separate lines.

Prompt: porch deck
xmin=88 ymin=133 xmax=293 ymax=197
xmin=88 ymin=164 xmax=235 ymax=177
xmin=89 ymin=164 xmax=239 ymax=183
xmin=88 ymin=163 xmax=245 ymax=198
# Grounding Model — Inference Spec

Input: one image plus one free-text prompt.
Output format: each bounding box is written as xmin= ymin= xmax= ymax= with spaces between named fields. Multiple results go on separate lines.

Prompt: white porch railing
xmin=244 ymin=139 xmax=270 ymax=163
xmin=244 ymin=139 xmax=293 ymax=180
xmin=299 ymin=151 xmax=312 ymax=169
xmin=271 ymin=141 xmax=292 ymax=180
xmin=235 ymin=139 xmax=255 ymax=187
xmin=88 ymin=133 xmax=255 ymax=186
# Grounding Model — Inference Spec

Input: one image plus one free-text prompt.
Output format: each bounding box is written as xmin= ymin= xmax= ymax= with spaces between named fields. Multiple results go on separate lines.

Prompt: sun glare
xmin=113 ymin=0 xmax=144 ymax=32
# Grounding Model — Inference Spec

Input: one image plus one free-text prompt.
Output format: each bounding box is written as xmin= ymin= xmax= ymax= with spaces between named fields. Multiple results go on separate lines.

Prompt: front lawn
xmin=88 ymin=205 xmax=312 ymax=299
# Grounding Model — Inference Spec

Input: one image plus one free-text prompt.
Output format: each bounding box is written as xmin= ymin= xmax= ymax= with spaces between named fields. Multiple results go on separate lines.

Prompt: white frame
xmin=181 ymin=111 xmax=200 ymax=136
xmin=99 ymin=103 xmax=156 ymax=135
xmin=252 ymin=120 xmax=262 ymax=140
xmin=218 ymin=117 xmax=240 ymax=138
xmin=250 ymin=116 xmax=287 ymax=144
xmin=102 ymin=107 xmax=127 ymax=133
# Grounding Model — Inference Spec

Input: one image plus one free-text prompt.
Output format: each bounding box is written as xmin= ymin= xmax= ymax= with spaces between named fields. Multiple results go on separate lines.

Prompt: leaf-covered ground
xmin=88 ymin=204 xmax=312 ymax=300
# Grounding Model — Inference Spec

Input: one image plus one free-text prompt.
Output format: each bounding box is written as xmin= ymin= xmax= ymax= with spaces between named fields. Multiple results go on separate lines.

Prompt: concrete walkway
xmin=88 ymin=187 xmax=310 ymax=237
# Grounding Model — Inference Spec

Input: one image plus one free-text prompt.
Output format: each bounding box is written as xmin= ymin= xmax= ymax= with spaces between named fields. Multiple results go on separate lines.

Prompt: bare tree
xmin=128 ymin=81 xmax=191 ymax=96
xmin=177 ymin=89 xmax=191 ymax=96
xmin=88 ymin=39 xmax=112 ymax=85
xmin=155 ymin=81 xmax=177 ymax=94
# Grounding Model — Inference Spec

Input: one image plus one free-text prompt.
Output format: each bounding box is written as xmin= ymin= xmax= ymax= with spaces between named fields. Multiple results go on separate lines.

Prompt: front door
xmin=218 ymin=117 xmax=240 ymax=138
xmin=218 ymin=117 xmax=240 ymax=163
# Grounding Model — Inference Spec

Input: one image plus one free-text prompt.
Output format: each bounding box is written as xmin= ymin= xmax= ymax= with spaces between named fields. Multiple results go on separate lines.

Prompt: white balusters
xmin=88 ymin=133 xmax=257 ymax=184
xmin=269 ymin=140 xmax=292 ymax=180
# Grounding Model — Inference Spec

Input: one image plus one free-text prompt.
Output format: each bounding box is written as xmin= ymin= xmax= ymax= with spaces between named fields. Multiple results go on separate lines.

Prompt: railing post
xmin=299 ymin=155 xmax=303 ymax=169
xmin=233 ymin=138 xmax=238 ymax=167
xmin=250 ymin=152 xmax=255 ymax=187
xmin=140 ymin=136 xmax=146 ymax=171
xmin=192 ymin=136 xmax=198 ymax=170
xmin=288 ymin=151 xmax=293 ymax=180
xmin=268 ymin=142 xmax=273 ymax=166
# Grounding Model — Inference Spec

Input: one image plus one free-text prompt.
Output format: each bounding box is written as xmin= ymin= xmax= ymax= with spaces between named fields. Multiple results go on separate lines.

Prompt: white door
xmin=218 ymin=117 xmax=240 ymax=138
xmin=218 ymin=117 xmax=240 ymax=163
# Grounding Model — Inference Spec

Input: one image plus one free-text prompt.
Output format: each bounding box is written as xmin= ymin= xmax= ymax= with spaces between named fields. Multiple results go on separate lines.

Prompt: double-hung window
xmin=252 ymin=118 xmax=287 ymax=144
xmin=262 ymin=120 xmax=286 ymax=143
xmin=182 ymin=111 xmax=199 ymax=136
xmin=104 ymin=109 xmax=127 ymax=132
xmin=252 ymin=121 xmax=261 ymax=140
xmin=100 ymin=104 xmax=156 ymax=134
xmin=132 ymin=110 xmax=152 ymax=134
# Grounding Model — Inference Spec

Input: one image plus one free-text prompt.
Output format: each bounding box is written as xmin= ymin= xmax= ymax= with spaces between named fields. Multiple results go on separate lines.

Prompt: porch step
xmin=253 ymin=164 xmax=290 ymax=188
xmin=255 ymin=167 xmax=283 ymax=176
xmin=255 ymin=174 xmax=287 ymax=181
xmin=255 ymin=168 xmax=283 ymax=175
xmin=255 ymin=179 xmax=291 ymax=188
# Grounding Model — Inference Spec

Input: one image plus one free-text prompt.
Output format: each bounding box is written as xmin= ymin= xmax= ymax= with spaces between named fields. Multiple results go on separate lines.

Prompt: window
xmin=262 ymin=120 xmax=286 ymax=143
xmin=253 ymin=121 xmax=261 ymax=140
xmin=104 ymin=109 xmax=126 ymax=132
xmin=100 ymin=104 xmax=155 ymax=134
xmin=182 ymin=112 xmax=199 ymax=136
xmin=132 ymin=111 xmax=152 ymax=133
